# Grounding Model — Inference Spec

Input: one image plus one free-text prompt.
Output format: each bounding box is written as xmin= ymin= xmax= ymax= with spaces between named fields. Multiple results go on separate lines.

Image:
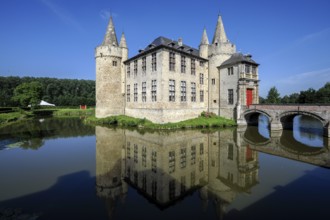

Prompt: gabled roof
xmin=124 ymin=36 xmax=207 ymax=63
xmin=219 ymin=53 xmax=259 ymax=68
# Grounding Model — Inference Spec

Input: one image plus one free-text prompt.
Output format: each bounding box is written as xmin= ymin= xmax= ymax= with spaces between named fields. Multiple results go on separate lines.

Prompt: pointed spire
xmin=200 ymin=28 xmax=209 ymax=45
xmin=103 ymin=16 xmax=118 ymax=46
xmin=119 ymin=32 xmax=127 ymax=48
xmin=212 ymin=15 xmax=228 ymax=44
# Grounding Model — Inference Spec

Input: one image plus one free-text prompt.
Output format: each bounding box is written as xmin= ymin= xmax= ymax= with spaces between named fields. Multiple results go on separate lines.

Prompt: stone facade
xmin=95 ymin=15 xmax=260 ymax=123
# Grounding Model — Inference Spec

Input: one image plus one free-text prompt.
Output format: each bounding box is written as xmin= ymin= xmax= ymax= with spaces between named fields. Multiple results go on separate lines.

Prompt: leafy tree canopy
xmin=11 ymin=81 xmax=43 ymax=107
xmin=266 ymin=86 xmax=281 ymax=104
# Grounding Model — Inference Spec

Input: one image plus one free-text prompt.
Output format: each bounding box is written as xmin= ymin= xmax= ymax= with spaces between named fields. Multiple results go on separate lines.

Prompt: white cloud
xmin=39 ymin=0 xmax=84 ymax=32
xmin=276 ymin=67 xmax=330 ymax=95
xmin=295 ymin=27 xmax=330 ymax=45
xmin=262 ymin=27 xmax=330 ymax=61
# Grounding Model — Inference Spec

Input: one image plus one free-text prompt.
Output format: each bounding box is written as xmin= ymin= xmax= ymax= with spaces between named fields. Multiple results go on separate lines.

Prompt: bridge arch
xmin=242 ymin=109 xmax=272 ymax=126
xmin=279 ymin=111 xmax=327 ymax=129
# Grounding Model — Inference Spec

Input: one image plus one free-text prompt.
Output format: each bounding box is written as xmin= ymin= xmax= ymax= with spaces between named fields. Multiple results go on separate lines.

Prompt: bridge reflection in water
xmin=95 ymin=122 xmax=329 ymax=218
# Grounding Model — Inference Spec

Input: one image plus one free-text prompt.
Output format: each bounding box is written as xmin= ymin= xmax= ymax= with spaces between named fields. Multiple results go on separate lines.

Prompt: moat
xmin=0 ymin=116 xmax=329 ymax=220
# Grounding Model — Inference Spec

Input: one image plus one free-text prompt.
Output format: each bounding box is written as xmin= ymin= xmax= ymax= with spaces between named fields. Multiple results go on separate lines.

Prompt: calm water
xmin=0 ymin=116 xmax=329 ymax=220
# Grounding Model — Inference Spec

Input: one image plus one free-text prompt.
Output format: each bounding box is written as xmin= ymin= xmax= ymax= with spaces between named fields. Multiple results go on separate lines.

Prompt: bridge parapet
xmin=249 ymin=104 xmax=330 ymax=113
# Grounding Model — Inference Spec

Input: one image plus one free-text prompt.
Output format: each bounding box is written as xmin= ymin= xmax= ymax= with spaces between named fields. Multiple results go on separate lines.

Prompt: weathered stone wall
xmin=207 ymin=43 xmax=236 ymax=115
xmin=95 ymin=45 xmax=124 ymax=118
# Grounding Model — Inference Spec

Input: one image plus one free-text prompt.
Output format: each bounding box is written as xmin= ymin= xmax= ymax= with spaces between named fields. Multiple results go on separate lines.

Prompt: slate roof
xmin=220 ymin=53 xmax=259 ymax=68
xmin=125 ymin=36 xmax=207 ymax=63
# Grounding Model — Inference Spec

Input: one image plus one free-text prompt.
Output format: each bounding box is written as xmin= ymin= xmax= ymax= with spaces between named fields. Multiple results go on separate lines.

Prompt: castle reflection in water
xmin=95 ymin=127 xmax=259 ymax=216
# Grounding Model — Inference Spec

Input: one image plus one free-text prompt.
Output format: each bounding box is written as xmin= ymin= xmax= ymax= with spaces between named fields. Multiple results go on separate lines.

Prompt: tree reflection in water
xmin=0 ymin=117 xmax=95 ymax=150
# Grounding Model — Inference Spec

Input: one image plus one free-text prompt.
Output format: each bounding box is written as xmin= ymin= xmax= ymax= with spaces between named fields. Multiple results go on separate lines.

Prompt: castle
xmin=95 ymin=15 xmax=259 ymax=123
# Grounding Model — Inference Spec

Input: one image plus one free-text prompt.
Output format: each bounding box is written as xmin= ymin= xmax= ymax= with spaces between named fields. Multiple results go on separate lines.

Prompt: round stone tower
xmin=95 ymin=17 xmax=127 ymax=118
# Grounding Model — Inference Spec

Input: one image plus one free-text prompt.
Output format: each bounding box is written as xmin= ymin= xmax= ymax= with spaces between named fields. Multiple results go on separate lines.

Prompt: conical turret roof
xmin=119 ymin=32 xmax=127 ymax=48
xmin=200 ymin=28 xmax=209 ymax=45
xmin=212 ymin=15 xmax=228 ymax=44
xmin=103 ymin=16 xmax=118 ymax=46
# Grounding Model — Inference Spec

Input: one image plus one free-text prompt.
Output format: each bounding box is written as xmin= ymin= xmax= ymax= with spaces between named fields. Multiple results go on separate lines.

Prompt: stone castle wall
xmin=95 ymin=45 xmax=124 ymax=118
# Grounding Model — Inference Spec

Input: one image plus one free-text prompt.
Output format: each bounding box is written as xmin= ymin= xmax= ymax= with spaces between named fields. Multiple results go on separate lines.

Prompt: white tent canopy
xmin=39 ymin=100 xmax=55 ymax=106
xmin=28 ymin=100 xmax=55 ymax=107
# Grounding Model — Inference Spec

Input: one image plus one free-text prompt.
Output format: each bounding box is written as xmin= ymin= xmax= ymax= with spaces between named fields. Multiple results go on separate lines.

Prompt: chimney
xmin=178 ymin=37 xmax=183 ymax=46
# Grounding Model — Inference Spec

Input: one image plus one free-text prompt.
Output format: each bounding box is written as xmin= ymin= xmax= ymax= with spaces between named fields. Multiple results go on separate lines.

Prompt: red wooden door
xmin=246 ymin=89 xmax=253 ymax=107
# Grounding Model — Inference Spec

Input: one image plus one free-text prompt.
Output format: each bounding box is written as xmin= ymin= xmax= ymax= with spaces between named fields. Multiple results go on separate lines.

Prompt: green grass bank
xmin=85 ymin=112 xmax=236 ymax=130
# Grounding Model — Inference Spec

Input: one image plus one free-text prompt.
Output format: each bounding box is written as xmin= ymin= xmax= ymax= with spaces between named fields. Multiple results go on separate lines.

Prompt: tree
xmin=281 ymin=93 xmax=299 ymax=104
xmin=11 ymin=81 xmax=43 ymax=107
xmin=259 ymin=96 xmax=266 ymax=104
xmin=298 ymin=88 xmax=316 ymax=103
xmin=316 ymin=82 xmax=330 ymax=103
xmin=266 ymin=86 xmax=281 ymax=104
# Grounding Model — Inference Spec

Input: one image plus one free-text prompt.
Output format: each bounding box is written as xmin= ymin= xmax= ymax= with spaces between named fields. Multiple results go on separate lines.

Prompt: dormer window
xmin=168 ymin=42 xmax=175 ymax=47
xmin=187 ymin=49 xmax=193 ymax=54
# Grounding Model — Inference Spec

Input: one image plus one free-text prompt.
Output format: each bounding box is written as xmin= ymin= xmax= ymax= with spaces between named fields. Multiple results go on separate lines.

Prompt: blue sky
xmin=1 ymin=0 xmax=330 ymax=97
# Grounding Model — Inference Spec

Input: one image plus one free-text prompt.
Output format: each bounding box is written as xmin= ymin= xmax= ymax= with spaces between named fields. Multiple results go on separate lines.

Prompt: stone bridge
xmin=237 ymin=104 xmax=330 ymax=137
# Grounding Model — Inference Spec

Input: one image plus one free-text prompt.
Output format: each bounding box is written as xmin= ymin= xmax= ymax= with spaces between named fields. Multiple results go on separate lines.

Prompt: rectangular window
xmin=191 ymin=59 xmax=195 ymax=75
xmin=245 ymin=64 xmax=250 ymax=73
xmin=142 ymin=146 xmax=147 ymax=168
xmin=191 ymin=145 xmax=196 ymax=165
xmin=142 ymin=56 xmax=146 ymax=75
xmin=200 ymin=61 xmax=204 ymax=67
xmin=113 ymin=60 xmax=117 ymax=66
xmin=191 ymin=82 xmax=196 ymax=102
xmin=169 ymin=52 xmax=176 ymax=71
xmin=134 ymin=144 xmax=138 ymax=163
xmin=252 ymin=66 xmax=257 ymax=74
xmin=142 ymin=82 xmax=146 ymax=102
xmin=152 ymin=53 xmax=157 ymax=71
xmin=151 ymin=80 xmax=157 ymax=102
xmin=180 ymin=81 xmax=186 ymax=102
xmin=169 ymin=151 xmax=175 ymax=174
xmin=227 ymin=67 xmax=233 ymax=75
xmin=180 ymin=148 xmax=186 ymax=168
xmin=127 ymin=142 xmax=131 ymax=159
xmin=200 ymin=90 xmax=204 ymax=102
xmin=212 ymin=78 xmax=215 ymax=85
xmin=134 ymin=60 xmax=138 ymax=76
xmin=169 ymin=79 xmax=175 ymax=102
xmin=126 ymin=85 xmax=130 ymax=102
xmin=134 ymin=83 xmax=138 ymax=102
xmin=127 ymin=64 xmax=130 ymax=78
xmin=200 ymin=143 xmax=204 ymax=155
xmin=181 ymin=55 xmax=186 ymax=73
xmin=200 ymin=73 xmax=204 ymax=84
xmin=152 ymin=151 xmax=157 ymax=173
xmin=228 ymin=89 xmax=234 ymax=105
